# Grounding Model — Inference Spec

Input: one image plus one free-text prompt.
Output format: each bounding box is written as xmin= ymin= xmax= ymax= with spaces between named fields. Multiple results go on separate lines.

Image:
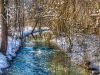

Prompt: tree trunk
xmin=0 ymin=0 xmax=8 ymax=55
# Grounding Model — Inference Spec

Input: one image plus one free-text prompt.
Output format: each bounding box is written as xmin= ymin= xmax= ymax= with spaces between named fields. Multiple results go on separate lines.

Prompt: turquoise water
xmin=6 ymin=46 xmax=53 ymax=75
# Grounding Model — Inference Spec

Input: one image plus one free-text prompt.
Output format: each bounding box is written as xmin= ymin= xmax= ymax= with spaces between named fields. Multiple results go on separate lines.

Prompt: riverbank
xmin=51 ymin=33 xmax=100 ymax=71
xmin=0 ymin=26 xmax=50 ymax=74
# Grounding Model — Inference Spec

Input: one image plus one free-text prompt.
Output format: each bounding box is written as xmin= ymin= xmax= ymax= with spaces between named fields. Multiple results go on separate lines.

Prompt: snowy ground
xmin=0 ymin=53 xmax=9 ymax=74
xmin=51 ymin=33 xmax=100 ymax=71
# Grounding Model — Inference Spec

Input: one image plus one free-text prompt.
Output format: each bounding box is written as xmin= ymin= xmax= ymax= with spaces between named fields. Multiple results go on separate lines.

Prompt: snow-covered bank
xmin=51 ymin=33 xmax=100 ymax=69
xmin=0 ymin=53 xmax=9 ymax=74
xmin=23 ymin=26 xmax=50 ymax=37
xmin=6 ymin=37 xmax=21 ymax=60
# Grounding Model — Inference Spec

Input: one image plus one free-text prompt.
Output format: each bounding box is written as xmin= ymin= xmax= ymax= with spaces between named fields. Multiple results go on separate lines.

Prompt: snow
xmin=51 ymin=34 xmax=100 ymax=68
xmin=90 ymin=63 xmax=100 ymax=71
xmin=51 ymin=36 xmax=69 ymax=50
xmin=23 ymin=26 xmax=33 ymax=37
xmin=23 ymin=26 xmax=50 ymax=37
xmin=6 ymin=37 xmax=21 ymax=60
xmin=0 ymin=53 xmax=9 ymax=73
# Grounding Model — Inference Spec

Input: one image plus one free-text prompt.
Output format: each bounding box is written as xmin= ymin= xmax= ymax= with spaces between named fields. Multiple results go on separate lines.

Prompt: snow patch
xmin=6 ymin=37 xmax=21 ymax=60
xmin=51 ymin=34 xmax=100 ymax=65
xmin=0 ymin=53 xmax=9 ymax=73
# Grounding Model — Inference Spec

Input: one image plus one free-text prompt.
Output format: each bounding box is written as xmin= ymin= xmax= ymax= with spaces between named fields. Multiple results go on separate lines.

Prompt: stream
xmin=6 ymin=45 xmax=53 ymax=75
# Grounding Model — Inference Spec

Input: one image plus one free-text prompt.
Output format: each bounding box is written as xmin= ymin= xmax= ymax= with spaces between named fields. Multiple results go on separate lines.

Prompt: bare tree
xmin=0 ymin=0 xmax=8 ymax=55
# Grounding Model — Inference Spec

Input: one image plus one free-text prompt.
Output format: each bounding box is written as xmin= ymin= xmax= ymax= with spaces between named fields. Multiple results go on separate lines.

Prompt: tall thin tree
xmin=0 ymin=0 xmax=8 ymax=55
